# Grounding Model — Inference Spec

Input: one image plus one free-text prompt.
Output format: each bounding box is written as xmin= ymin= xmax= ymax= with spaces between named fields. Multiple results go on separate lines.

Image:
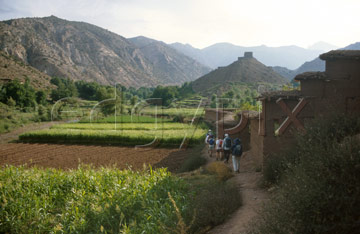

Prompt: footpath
xmin=0 ymin=121 xmax=63 ymax=144
xmin=204 ymin=148 xmax=269 ymax=234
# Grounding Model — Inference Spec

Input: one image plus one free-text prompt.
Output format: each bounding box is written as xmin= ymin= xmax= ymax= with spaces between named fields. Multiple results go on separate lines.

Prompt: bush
xmin=250 ymin=115 xmax=360 ymax=234
xmin=263 ymin=114 xmax=360 ymax=185
xmin=205 ymin=161 xmax=233 ymax=181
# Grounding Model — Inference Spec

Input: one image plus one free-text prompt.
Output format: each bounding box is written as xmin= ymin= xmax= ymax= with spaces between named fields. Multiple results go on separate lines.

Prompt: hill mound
xmin=192 ymin=53 xmax=287 ymax=96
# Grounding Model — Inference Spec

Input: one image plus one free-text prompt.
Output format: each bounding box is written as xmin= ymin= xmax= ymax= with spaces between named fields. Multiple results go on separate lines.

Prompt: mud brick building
xmin=205 ymin=50 xmax=360 ymax=169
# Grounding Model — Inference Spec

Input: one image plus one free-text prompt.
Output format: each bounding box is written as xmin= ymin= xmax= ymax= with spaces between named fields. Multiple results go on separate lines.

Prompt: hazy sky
xmin=0 ymin=0 xmax=359 ymax=49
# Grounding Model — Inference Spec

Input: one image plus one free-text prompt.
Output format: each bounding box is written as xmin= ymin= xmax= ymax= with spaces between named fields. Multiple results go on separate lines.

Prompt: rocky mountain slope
xmin=0 ymin=16 xmax=210 ymax=88
xmin=128 ymin=36 xmax=211 ymax=85
xmin=0 ymin=51 xmax=52 ymax=89
xmin=192 ymin=53 xmax=287 ymax=96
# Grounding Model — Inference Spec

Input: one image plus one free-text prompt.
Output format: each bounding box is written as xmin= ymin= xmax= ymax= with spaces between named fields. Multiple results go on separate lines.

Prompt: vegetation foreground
xmin=249 ymin=115 xmax=360 ymax=234
xmin=0 ymin=163 xmax=242 ymax=234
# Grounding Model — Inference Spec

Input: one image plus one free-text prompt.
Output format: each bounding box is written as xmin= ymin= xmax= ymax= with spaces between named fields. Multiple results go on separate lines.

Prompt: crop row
xmin=79 ymin=115 xmax=172 ymax=123
xmin=141 ymin=107 xmax=204 ymax=118
xmin=19 ymin=128 xmax=206 ymax=147
xmin=51 ymin=122 xmax=196 ymax=131
xmin=0 ymin=166 xmax=190 ymax=233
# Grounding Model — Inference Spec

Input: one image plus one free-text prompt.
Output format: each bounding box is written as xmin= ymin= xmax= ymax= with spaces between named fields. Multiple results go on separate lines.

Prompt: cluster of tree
xmin=150 ymin=82 xmax=195 ymax=106
xmin=0 ymin=79 xmax=47 ymax=110
xmin=50 ymin=78 xmax=155 ymax=104
xmin=209 ymin=85 xmax=258 ymax=109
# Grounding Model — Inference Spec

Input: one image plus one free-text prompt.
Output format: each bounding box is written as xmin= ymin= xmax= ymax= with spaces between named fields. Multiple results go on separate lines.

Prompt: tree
xmin=151 ymin=86 xmax=178 ymax=106
xmin=36 ymin=90 xmax=47 ymax=106
xmin=3 ymin=79 xmax=36 ymax=108
xmin=50 ymin=78 xmax=78 ymax=101
xmin=130 ymin=95 xmax=138 ymax=106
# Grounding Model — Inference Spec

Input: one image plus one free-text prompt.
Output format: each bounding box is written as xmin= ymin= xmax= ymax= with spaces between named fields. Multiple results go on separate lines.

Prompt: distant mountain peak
xmin=308 ymin=41 xmax=339 ymax=52
xmin=172 ymin=41 xmax=324 ymax=70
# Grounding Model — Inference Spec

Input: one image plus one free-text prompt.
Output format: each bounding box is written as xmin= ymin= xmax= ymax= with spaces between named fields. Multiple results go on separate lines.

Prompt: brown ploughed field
xmin=0 ymin=143 xmax=190 ymax=172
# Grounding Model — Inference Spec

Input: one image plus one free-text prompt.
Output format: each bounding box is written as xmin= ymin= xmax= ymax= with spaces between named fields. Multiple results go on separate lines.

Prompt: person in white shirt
xmin=215 ymin=138 xmax=223 ymax=161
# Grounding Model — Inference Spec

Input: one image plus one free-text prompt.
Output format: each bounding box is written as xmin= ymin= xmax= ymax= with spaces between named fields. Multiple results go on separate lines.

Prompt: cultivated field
xmin=19 ymin=122 xmax=206 ymax=147
xmin=0 ymin=143 xmax=193 ymax=171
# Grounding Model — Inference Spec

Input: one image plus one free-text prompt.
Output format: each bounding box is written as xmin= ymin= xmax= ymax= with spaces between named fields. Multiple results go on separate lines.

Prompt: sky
xmin=0 ymin=0 xmax=359 ymax=49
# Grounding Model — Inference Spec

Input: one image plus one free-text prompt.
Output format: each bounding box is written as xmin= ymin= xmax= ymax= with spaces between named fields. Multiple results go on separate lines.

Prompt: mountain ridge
xmin=271 ymin=42 xmax=360 ymax=80
xmin=0 ymin=16 xmax=211 ymax=88
xmin=171 ymin=42 xmax=324 ymax=70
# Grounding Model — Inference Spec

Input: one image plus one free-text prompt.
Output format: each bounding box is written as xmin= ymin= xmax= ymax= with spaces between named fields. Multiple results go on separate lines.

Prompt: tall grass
xmin=1 ymin=166 xmax=242 ymax=234
xmin=0 ymin=166 xmax=190 ymax=233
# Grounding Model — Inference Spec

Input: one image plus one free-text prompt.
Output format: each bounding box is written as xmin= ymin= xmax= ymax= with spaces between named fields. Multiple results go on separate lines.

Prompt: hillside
xmin=0 ymin=16 xmax=210 ymax=88
xmin=128 ymin=36 xmax=211 ymax=85
xmin=0 ymin=51 xmax=52 ymax=89
xmin=192 ymin=53 xmax=287 ymax=96
xmin=171 ymin=42 xmax=323 ymax=70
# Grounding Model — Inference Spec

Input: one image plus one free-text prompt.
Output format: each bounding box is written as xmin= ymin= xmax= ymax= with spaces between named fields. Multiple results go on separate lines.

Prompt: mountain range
xmin=272 ymin=42 xmax=360 ymax=80
xmin=0 ymin=16 xmax=210 ymax=88
xmin=0 ymin=15 xmax=356 ymax=91
xmin=171 ymin=42 xmax=328 ymax=70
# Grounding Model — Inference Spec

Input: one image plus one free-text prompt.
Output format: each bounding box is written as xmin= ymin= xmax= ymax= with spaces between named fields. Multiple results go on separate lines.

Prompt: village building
xmin=205 ymin=50 xmax=360 ymax=169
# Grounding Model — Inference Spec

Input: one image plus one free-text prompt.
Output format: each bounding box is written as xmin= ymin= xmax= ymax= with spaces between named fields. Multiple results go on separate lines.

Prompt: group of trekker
xmin=205 ymin=130 xmax=243 ymax=173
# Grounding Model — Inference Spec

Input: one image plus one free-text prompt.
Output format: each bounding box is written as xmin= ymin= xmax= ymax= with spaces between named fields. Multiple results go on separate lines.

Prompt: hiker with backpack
xmin=207 ymin=134 xmax=215 ymax=157
xmin=222 ymin=133 xmax=232 ymax=163
xmin=215 ymin=137 xmax=223 ymax=161
xmin=231 ymin=138 xmax=243 ymax=173
xmin=205 ymin=129 xmax=213 ymax=144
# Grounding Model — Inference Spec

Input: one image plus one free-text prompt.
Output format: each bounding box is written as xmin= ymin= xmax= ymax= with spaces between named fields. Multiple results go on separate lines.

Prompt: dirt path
xmin=0 ymin=121 xmax=63 ymax=144
xmin=205 ymin=149 xmax=269 ymax=234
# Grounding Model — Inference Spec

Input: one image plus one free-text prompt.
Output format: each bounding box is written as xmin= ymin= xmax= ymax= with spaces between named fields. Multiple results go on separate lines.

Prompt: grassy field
xmin=51 ymin=122 xmax=194 ymax=131
xmin=0 ymin=166 xmax=190 ymax=233
xmin=79 ymin=115 xmax=173 ymax=123
xmin=141 ymin=107 xmax=205 ymax=118
xmin=19 ymin=122 xmax=206 ymax=147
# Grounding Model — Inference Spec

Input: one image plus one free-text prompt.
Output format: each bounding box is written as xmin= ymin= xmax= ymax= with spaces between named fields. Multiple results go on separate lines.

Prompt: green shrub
xmin=250 ymin=115 xmax=360 ymax=234
xmin=263 ymin=114 xmax=360 ymax=185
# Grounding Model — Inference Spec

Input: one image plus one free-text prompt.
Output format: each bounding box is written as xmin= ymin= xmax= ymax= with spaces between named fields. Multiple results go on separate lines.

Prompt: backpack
xmin=233 ymin=144 xmax=243 ymax=156
xmin=224 ymin=137 xmax=232 ymax=148
xmin=218 ymin=139 xmax=223 ymax=147
xmin=209 ymin=138 xmax=215 ymax=145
